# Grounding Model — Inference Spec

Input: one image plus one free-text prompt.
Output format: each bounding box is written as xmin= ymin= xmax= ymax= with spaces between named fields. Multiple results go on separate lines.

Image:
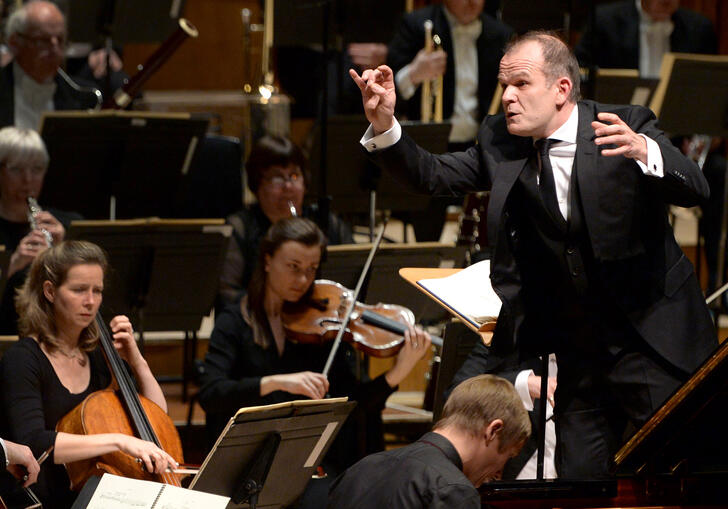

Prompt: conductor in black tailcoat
xmin=349 ymin=31 xmax=716 ymax=478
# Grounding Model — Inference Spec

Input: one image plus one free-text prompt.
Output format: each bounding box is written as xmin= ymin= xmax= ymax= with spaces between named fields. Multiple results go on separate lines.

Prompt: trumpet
xmin=420 ymin=20 xmax=444 ymax=123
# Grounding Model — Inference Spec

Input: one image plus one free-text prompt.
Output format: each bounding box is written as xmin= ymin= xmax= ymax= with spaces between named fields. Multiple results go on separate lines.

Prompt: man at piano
xmin=350 ymin=31 xmax=716 ymax=478
xmin=328 ymin=374 xmax=531 ymax=509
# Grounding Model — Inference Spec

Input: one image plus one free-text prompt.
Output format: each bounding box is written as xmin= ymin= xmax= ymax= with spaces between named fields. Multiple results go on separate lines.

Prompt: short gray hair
xmin=0 ymin=127 xmax=50 ymax=171
xmin=5 ymin=1 xmax=66 ymax=41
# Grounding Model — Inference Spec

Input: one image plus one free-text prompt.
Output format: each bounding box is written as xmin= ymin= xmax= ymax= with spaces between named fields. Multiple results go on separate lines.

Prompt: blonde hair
xmin=0 ymin=126 xmax=49 ymax=173
xmin=436 ymin=374 xmax=531 ymax=452
xmin=16 ymin=240 xmax=108 ymax=353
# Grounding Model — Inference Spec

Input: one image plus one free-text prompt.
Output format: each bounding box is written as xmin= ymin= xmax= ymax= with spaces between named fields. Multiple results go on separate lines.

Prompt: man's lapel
xmin=575 ymin=102 xmax=601 ymax=239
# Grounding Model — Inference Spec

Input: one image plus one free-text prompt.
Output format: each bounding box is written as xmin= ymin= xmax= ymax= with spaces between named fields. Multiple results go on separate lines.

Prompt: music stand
xmin=189 ymin=398 xmax=355 ymax=509
xmin=593 ymin=69 xmax=659 ymax=107
xmin=39 ymin=111 xmax=209 ymax=220
xmin=649 ymin=53 xmax=728 ymax=305
xmin=65 ymin=0 xmax=186 ymax=45
xmin=321 ymin=243 xmax=467 ymax=324
xmin=307 ymin=116 xmax=451 ymax=232
xmin=67 ymin=218 xmax=232 ymax=399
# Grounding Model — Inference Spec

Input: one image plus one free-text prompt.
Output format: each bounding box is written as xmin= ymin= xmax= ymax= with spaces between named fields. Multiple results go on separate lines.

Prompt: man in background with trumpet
xmin=387 ymin=0 xmax=512 ymax=151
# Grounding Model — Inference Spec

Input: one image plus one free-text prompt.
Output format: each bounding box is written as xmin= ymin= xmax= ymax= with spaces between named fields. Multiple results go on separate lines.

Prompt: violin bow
xmin=321 ymin=221 xmax=387 ymax=377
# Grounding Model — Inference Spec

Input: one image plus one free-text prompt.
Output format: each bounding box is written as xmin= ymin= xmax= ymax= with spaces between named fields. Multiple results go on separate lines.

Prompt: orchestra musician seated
xmin=1 ymin=1 xmax=99 ymax=129
xmin=0 ymin=241 xmax=177 ymax=509
xmin=327 ymin=374 xmax=531 ymax=509
xmin=0 ymin=126 xmax=81 ymax=334
xmin=217 ymin=134 xmax=353 ymax=311
xmin=199 ymin=217 xmax=430 ymax=507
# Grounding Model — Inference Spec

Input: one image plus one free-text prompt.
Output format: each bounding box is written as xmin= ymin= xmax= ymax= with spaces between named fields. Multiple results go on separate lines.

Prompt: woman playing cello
xmin=199 ymin=217 xmax=431 ymax=508
xmin=0 ymin=241 xmax=177 ymax=509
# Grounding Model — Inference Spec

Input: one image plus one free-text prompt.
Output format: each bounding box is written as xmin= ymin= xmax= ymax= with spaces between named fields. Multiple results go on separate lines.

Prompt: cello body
xmin=56 ymin=389 xmax=184 ymax=490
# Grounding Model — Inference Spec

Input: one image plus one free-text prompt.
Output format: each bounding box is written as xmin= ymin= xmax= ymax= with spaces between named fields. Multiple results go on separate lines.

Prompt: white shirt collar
xmin=543 ymin=103 xmax=579 ymax=146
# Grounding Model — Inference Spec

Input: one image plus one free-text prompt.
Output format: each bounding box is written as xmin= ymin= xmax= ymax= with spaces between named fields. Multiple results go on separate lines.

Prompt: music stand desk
xmin=190 ymin=398 xmax=355 ymax=509
xmin=39 ymin=111 xmax=208 ymax=220
xmin=399 ymin=267 xmax=494 ymax=344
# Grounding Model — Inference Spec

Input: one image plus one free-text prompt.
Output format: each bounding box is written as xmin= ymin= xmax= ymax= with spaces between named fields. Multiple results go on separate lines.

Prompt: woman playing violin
xmin=0 ymin=241 xmax=177 ymax=509
xmin=199 ymin=217 xmax=431 ymax=507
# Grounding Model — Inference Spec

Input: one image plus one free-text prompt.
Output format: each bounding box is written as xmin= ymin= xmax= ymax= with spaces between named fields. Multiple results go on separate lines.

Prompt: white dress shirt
xmin=636 ymin=0 xmax=674 ymax=78
xmin=13 ymin=62 xmax=56 ymax=130
xmin=394 ymin=6 xmax=481 ymax=142
xmin=0 ymin=436 xmax=8 ymax=467
xmin=514 ymin=354 xmax=558 ymax=479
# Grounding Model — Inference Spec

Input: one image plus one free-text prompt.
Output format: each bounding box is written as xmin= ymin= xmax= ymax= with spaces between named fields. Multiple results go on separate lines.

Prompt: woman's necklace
xmin=55 ymin=346 xmax=87 ymax=367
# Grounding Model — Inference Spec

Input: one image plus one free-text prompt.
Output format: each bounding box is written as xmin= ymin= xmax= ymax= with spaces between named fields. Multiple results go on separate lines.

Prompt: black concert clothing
xmin=198 ymin=300 xmax=396 ymax=474
xmin=574 ymin=0 xmax=717 ymax=71
xmin=367 ymin=100 xmax=717 ymax=477
xmin=0 ymin=337 xmax=112 ymax=509
xmin=327 ymin=431 xmax=480 ymax=509
xmin=217 ymin=203 xmax=353 ymax=310
xmin=0 ymin=64 xmax=99 ymax=129
xmin=0 ymin=207 xmax=82 ymax=335
xmin=387 ymin=4 xmax=512 ymax=126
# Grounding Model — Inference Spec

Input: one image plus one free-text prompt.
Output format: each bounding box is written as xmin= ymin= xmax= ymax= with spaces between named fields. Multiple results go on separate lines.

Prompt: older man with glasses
xmin=0 ymin=0 xmax=98 ymax=129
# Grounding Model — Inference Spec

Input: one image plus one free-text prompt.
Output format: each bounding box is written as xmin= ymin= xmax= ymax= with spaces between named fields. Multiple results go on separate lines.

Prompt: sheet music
xmin=86 ymin=473 xmax=229 ymax=509
xmin=417 ymin=260 xmax=501 ymax=327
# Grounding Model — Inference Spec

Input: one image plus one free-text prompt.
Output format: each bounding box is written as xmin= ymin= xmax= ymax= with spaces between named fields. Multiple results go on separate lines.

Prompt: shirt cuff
xmin=0 ymin=437 xmax=8 ymax=467
xmin=636 ymin=134 xmax=664 ymax=177
xmin=515 ymin=369 xmax=535 ymax=411
xmin=395 ymin=64 xmax=417 ymax=100
xmin=360 ymin=119 xmax=402 ymax=152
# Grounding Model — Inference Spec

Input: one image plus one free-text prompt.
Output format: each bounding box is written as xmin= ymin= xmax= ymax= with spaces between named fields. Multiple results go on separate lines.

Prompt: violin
xmin=56 ymin=315 xmax=183 ymax=490
xmin=281 ymin=280 xmax=443 ymax=358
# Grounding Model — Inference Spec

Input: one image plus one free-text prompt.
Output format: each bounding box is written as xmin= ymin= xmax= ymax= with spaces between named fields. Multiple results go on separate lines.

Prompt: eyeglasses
xmin=264 ymin=172 xmax=304 ymax=189
xmin=2 ymin=164 xmax=46 ymax=177
xmin=16 ymin=32 xmax=67 ymax=50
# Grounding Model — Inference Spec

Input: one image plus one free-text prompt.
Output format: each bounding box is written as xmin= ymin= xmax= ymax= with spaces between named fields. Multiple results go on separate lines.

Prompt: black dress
xmin=0 ymin=338 xmax=111 ymax=509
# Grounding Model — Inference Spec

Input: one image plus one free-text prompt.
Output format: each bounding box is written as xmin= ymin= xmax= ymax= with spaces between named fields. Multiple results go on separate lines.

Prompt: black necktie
xmin=535 ymin=138 xmax=561 ymax=221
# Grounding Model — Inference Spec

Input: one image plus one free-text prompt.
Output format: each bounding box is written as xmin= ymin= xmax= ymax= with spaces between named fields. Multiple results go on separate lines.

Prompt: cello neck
xmin=95 ymin=314 xmax=161 ymax=447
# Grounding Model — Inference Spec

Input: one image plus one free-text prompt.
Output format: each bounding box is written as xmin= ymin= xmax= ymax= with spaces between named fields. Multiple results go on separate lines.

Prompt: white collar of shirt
xmin=13 ymin=62 xmax=56 ymax=129
xmin=543 ymin=104 xmax=579 ymax=148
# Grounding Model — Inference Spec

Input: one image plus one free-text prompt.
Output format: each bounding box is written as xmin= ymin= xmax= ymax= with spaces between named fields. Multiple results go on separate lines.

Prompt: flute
xmin=27 ymin=197 xmax=53 ymax=247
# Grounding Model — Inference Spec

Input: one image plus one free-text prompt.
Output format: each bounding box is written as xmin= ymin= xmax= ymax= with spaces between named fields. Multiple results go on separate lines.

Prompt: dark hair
xmin=505 ymin=30 xmax=581 ymax=103
xmin=247 ymin=217 xmax=326 ymax=348
xmin=16 ymin=240 xmax=108 ymax=353
xmin=246 ymin=135 xmax=307 ymax=193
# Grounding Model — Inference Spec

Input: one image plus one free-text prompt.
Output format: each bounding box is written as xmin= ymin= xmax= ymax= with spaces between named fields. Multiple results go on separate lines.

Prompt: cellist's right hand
xmin=260 ymin=371 xmax=329 ymax=400
xmin=349 ymin=65 xmax=397 ymax=136
xmin=116 ymin=435 xmax=178 ymax=475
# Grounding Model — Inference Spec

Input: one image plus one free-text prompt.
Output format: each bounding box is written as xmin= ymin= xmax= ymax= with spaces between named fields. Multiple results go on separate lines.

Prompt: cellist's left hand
xmin=385 ymin=324 xmax=431 ymax=388
xmin=110 ymin=315 xmax=141 ymax=365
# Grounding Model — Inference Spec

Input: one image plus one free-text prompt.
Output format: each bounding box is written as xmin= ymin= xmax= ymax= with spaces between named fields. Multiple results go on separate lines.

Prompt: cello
xmin=56 ymin=315 xmax=183 ymax=490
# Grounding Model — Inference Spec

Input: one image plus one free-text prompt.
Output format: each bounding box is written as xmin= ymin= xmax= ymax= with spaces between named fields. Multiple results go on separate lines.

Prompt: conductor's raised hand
xmin=592 ymin=112 xmax=648 ymax=165
xmin=349 ymin=65 xmax=396 ymax=135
